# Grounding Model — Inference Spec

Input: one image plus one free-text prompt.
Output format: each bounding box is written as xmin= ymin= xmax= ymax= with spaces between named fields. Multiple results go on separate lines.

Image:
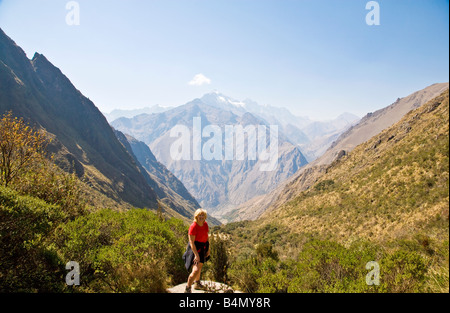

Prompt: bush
xmin=0 ymin=111 xmax=86 ymax=219
xmin=228 ymin=237 xmax=431 ymax=293
xmin=0 ymin=111 xmax=47 ymax=187
xmin=289 ymin=239 xmax=378 ymax=292
xmin=208 ymin=234 xmax=230 ymax=283
xmin=314 ymin=180 xmax=335 ymax=191
xmin=13 ymin=161 xmax=86 ymax=219
xmin=256 ymin=243 xmax=279 ymax=261
xmin=0 ymin=187 xmax=67 ymax=292
xmin=56 ymin=209 xmax=188 ymax=292
xmin=256 ymin=259 xmax=290 ymax=293
xmin=380 ymin=250 xmax=427 ymax=292
xmin=228 ymin=258 xmax=260 ymax=293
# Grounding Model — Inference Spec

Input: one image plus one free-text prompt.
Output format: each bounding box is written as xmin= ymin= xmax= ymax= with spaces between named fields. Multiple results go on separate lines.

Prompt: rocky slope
xmin=112 ymin=97 xmax=309 ymax=221
xmin=0 ymin=28 xmax=200 ymax=220
xmin=227 ymin=82 xmax=449 ymax=222
xmin=255 ymin=89 xmax=449 ymax=243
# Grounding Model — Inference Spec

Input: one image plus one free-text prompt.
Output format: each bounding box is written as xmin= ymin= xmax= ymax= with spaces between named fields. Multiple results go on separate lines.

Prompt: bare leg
xmin=187 ymin=262 xmax=203 ymax=287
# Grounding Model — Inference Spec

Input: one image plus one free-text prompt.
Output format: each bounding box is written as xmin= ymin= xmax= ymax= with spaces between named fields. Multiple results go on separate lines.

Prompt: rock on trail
xmin=168 ymin=280 xmax=241 ymax=293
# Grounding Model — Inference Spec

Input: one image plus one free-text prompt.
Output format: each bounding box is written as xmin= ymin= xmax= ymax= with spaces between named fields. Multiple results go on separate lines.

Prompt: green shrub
xmin=0 ymin=187 xmax=67 ymax=292
xmin=228 ymin=257 xmax=260 ymax=293
xmin=380 ymin=250 xmax=427 ymax=292
xmin=208 ymin=234 xmax=230 ymax=283
xmin=13 ymin=161 xmax=86 ymax=220
xmin=56 ymin=209 xmax=187 ymax=292
xmin=314 ymin=180 xmax=335 ymax=191
xmin=256 ymin=243 xmax=279 ymax=261
xmin=290 ymin=239 xmax=376 ymax=292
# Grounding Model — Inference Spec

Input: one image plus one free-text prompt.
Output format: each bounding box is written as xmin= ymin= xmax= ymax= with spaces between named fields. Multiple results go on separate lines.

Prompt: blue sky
xmin=0 ymin=0 xmax=448 ymax=120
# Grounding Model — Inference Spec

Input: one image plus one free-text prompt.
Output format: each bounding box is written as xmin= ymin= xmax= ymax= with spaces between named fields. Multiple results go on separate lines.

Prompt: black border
xmin=1 ymin=292 xmax=447 ymax=312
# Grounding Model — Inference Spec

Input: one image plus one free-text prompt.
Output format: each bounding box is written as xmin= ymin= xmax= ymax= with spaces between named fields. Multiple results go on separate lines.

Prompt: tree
xmin=256 ymin=243 xmax=279 ymax=261
xmin=0 ymin=111 xmax=47 ymax=187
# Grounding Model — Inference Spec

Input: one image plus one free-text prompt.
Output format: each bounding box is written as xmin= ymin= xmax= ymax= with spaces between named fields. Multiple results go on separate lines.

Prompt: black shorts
xmin=195 ymin=241 xmax=209 ymax=264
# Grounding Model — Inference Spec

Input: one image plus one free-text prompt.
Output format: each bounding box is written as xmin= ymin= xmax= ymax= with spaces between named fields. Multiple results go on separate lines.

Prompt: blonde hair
xmin=193 ymin=209 xmax=207 ymax=223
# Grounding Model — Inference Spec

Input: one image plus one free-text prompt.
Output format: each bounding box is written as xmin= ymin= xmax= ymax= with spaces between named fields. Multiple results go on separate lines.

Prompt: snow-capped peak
xmin=201 ymin=91 xmax=247 ymax=111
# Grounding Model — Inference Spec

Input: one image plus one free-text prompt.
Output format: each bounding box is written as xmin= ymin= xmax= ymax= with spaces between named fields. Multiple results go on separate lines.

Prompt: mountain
xmin=314 ymin=82 xmax=449 ymax=166
xmin=227 ymin=82 xmax=449 ymax=222
xmin=298 ymin=112 xmax=360 ymax=161
xmin=114 ymin=130 xmax=220 ymax=225
xmin=109 ymin=91 xmax=359 ymax=166
xmin=196 ymin=92 xmax=359 ymax=162
xmin=216 ymin=90 xmax=449 ymax=293
xmin=103 ymin=105 xmax=173 ymax=122
xmin=253 ymin=89 xmax=449 ymax=243
xmin=111 ymin=96 xmax=309 ymax=221
xmin=0 ymin=28 xmax=200 ymax=221
xmin=199 ymin=91 xmax=310 ymax=128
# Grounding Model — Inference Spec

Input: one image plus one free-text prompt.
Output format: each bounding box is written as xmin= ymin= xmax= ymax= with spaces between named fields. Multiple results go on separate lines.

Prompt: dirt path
xmin=168 ymin=280 xmax=241 ymax=293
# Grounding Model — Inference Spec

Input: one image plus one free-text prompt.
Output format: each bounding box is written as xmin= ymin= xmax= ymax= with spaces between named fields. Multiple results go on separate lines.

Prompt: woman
xmin=185 ymin=209 xmax=210 ymax=293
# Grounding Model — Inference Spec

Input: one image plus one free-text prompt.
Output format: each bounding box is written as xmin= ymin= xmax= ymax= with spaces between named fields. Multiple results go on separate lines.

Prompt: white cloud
xmin=188 ymin=73 xmax=211 ymax=86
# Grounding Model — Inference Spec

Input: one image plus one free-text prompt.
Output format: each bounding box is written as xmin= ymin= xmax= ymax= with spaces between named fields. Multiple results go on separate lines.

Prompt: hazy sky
xmin=0 ymin=0 xmax=448 ymax=120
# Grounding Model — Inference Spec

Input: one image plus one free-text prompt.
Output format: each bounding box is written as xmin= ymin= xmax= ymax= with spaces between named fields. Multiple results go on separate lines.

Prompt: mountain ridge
xmin=226 ymin=82 xmax=449 ymax=222
xmin=112 ymin=95 xmax=309 ymax=221
xmin=0 ymin=27 xmax=200 ymax=220
xmin=255 ymin=89 xmax=449 ymax=242
xmin=111 ymin=91 xmax=360 ymax=162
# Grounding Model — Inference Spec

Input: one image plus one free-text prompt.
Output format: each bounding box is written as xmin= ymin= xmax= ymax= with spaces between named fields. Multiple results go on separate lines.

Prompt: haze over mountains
xmin=197 ymin=92 xmax=360 ymax=162
xmin=104 ymin=105 xmax=174 ymax=123
xmin=111 ymin=96 xmax=306 ymax=220
xmin=110 ymin=92 xmax=360 ymax=162
xmin=110 ymin=92 xmax=361 ymax=221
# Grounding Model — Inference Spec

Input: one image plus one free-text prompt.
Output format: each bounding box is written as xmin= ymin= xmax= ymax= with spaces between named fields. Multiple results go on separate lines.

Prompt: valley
xmin=110 ymin=92 xmax=358 ymax=221
xmin=0 ymin=22 xmax=448 ymax=293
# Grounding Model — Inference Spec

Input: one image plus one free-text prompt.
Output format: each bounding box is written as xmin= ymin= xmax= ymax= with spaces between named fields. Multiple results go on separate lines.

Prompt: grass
xmin=214 ymin=90 xmax=449 ymax=293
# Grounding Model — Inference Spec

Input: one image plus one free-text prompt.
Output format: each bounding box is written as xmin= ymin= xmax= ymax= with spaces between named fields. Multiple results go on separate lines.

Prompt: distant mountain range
xmin=110 ymin=92 xmax=362 ymax=221
xmin=111 ymin=96 xmax=309 ymax=221
xmin=0 ymin=28 xmax=204 ymax=224
xmin=198 ymin=92 xmax=360 ymax=162
xmin=109 ymin=92 xmax=360 ymax=162
xmin=103 ymin=105 xmax=174 ymax=122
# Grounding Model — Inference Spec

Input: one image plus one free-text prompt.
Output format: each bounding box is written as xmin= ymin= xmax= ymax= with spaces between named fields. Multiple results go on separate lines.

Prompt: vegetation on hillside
xmin=0 ymin=113 xmax=190 ymax=292
xmin=214 ymin=90 xmax=449 ymax=293
xmin=1 ymin=90 xmax=448 ymax=293
xmin=0 ymin=111 xmax=47 ymax=188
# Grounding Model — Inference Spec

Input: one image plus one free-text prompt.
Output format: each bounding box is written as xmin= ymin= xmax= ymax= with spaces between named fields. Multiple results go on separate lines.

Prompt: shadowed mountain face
xmin=113 ymin=130 xmax=221 ymax=225
xmin=0 ymin=28 xmax=200 ymax=219
xmin=112 ymin=97 xmax=309 ymax=221
xmin=0 ymin=28 xmax=158 ymax=209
